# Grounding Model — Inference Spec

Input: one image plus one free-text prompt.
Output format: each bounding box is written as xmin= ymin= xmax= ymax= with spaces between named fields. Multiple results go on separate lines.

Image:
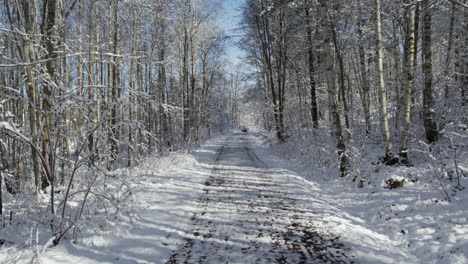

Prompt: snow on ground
xmin=166 ymin=133 xmax=355 ymax=263
xmin=252 ymin=134 xmax=417 ymax=264
xmin=267 ymin=130 xmax=468 ymax=264
xmin=0 ymin=132 xmax=466 ymax=263
xmin=0 ymin=144 xmax=197 ymax=263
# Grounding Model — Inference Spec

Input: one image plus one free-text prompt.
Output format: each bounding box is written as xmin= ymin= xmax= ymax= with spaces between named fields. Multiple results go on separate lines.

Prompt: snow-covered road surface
xmin=3 ymin=132 xmax=421 ymax=264
xmin=166 ymin=134 xmax=353 ymax=263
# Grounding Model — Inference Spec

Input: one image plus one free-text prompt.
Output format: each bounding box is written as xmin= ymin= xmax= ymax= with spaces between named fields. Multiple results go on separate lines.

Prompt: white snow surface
xmin=0 ymin=132 xmax=466 ymax=263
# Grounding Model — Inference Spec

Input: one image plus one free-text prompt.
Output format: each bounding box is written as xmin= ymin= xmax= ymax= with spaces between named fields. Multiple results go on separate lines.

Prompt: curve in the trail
xmin=166 ymin=133 xmax=355 ymax=264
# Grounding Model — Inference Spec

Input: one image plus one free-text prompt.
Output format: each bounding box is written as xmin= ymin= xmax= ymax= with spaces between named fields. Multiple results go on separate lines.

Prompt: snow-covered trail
xmin=166 ymin=133 xmax=353 ymax=263
xmin=12 ymin=132 xmax=417 ymax=264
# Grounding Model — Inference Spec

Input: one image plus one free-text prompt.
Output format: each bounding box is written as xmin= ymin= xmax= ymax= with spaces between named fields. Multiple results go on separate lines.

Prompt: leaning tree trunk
xmin=399 ymin=2 xmax=416 ymax=164
xmin=374 ymin=0 xmax=394 ymax=163
xmin=422 ymin=0 xmax=438 ymax=143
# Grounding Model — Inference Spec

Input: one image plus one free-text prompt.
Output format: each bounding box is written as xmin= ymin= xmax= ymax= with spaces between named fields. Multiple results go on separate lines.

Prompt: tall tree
xmin=21 ymin=0 xmax=42 ymax=190
xmin=87 ymin=0 xmax=97 ymax=164
xmin=357 ymin=0 xmax=371 ymax=135
xmin=109 ymin=0 xmax=120 ymax=168
xmin=318 ymin=0 xmax=349 ymax=176
xmin=421 ymin=0 xmax=438 ymax=143
xmin=249 ymin=0 xmax=286 ymax=142
xmin=42 ymin=0 xmax=58 ymax=190
xmin=399 ymin=1 xmax=416 ymax=164
xmin=444 ymin=3 xmax=456 ymax=102
xmin=305 ymin=3 xmax=319 ymax=128
xmin=374 ymin=0 xmax=394 ymax=163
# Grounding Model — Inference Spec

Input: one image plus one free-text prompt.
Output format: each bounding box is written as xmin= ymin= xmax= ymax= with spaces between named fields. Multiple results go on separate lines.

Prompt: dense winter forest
xmin=0 ymin=0 xmax=467 ymax=263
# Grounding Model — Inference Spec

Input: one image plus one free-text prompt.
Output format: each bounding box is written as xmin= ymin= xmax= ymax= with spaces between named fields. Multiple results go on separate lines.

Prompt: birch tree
xmin=374 ymin=0 xmax=394 ymax=163
xmin=357 ymin=0 xmax=371 ymax=135
xmin=399 ymin=1 xmax=416 ymax=164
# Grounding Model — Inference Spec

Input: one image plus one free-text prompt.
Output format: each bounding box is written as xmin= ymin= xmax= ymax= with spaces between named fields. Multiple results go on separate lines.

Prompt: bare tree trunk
xmin=305 ymin=4 xmax=318 ymax=128
xmin=422 ymin=0 xmax=438 ymax=143
xmin=444 ymin=3 xmax=456 ymax=102
xmin=399 ymin=2 xmax=416 ymax=164
xmin=357 ymin=2 xmax=371 ymax=135
xmin=318 ymin=0 xmax=349 ymax=177
xmin=42 ymin=0 xmax=58 ymax=192
xmin=0 ymin=139 xmax=6 ymax=215
xmin=190 ymin=34 xmax=197 ymax=141
xmin=374 ymin=0 xmax=394 ymax=163
xmin=462 ymin=8 xmax=468 ymax=104
xmin=128 ymin=6 xmax=142 ymax=167
xmin=253 ymin=0 xmax=285 ymax=142
xmin=413 ymin=2 xmax=420 ymax=76
xmin=331 ymin=22 xmax=350 ymax=130
xmin=87 ymin=0 xmax=96 ymax=164
xmin=76 ymin=1 xmax=84 ymax=140
xmin=392 ymin=20 xmax=402 ymax=130
xmin=277 ymin=8 xmax=287 ymax=140
xmin=180 ymin=0 xmax=191 ymax=141
xmin=445 ymin=5 xmax=465 ymax=104
xmin=21 ymin=0 xmax=42 ymax=191
xmin=157 ymin=8 xmax=170 ymax=150
xmin=58 ymin=0 xmax=69 ymax=185
xmin=109 ymin=0 xmax=119 ymax=168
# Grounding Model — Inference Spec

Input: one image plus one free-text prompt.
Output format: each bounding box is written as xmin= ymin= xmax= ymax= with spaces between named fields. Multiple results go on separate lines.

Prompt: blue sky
xmin=219 ymin=0 xmax=246 ymax=65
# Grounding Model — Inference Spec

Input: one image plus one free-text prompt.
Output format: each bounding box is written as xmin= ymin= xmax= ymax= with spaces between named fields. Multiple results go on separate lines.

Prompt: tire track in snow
xmin=166 ymin=134 xmax=355 ymax=264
